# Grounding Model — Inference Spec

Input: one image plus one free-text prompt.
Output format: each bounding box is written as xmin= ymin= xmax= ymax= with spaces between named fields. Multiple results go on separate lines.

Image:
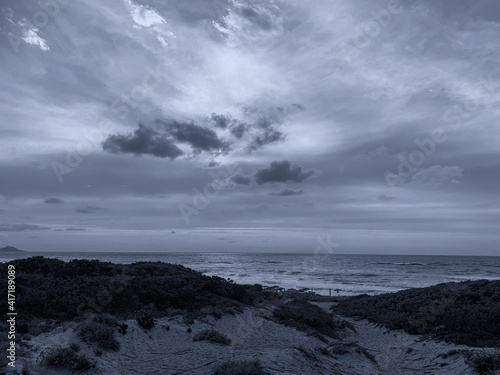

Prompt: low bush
xmin=192 ymin=329 xmax=231 ymax=345
xmin=332 ymin=280 xmax=500 ymax=347
xmin=42 ymin=347 xmax=95 ymax=372
xmin=77 ymin=315 xmax=120 ymax=351
xmin=136 ymin=314 xmax=155 ymax=330
xmin=212 ymin=360 xmax=269 ymax=375
xmin=464 ymin=350 xmax=500 ymax=375
xmin=0 ymin=257 xmax=271 ymax=322
xmin=273 ymin=300 xmax=353 ymax=338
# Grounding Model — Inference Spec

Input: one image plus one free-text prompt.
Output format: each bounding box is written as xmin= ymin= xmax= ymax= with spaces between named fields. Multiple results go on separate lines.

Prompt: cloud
xmin=411 ymin=165 xmax=464 ymax=186
xmin=235 ymin=6 xmax=274 ymax=31
xmin=254 ymin=160 xmax=318 ymax=185
xmin=211 ymin=113 xmax=232 ymax=129
xmin=162 ymin=120 xmax=230 ymax=153
xmin=102 ymin=124 xmax=184 ymax=159
xmin=231 ymin=173 xmax=252 ymax=186
xmin=243 ymin=107 xmax=287 ymax=152
xmin=378 ymin=195 xmax=396 ymax=201
xmin=44 ymin=197 xmax=65 ymax=205
xmin=103 ymin=105 xmax=295 ymax=160
xmin=230 ymin=123 xmax=247 ymax=139
xmin=65 ymin=227 xmax=86 ymax=231
xmin=269 ymin=188 xmax=304 ymax=196
xmin=0 ymin=223 xmax=50 ymax=232
xmin=74 ymin=206 xmax=106 ymax=214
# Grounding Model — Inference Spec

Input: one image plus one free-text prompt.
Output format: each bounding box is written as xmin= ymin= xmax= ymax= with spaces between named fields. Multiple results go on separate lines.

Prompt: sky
xmin=1 ymin=0 xmax=500 ymax=255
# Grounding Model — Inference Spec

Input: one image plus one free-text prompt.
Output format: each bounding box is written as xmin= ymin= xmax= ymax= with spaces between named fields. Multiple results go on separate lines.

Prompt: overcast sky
xmin=1 ymin=0 xmax=500 ymax=255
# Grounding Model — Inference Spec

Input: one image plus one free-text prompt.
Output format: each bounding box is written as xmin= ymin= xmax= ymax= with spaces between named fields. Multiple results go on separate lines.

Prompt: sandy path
xmin=21 ymin=305 xmax=477 ymax=375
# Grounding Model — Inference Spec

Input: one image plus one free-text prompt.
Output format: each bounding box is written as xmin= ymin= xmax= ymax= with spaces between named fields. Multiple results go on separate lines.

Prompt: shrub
xmin=0 ymin=257 xmax=271 ymax=323
xmin=118 ymin=323 xmax=128 ymax=335
xmin=136 ymin=314 xmax=155 ymax=330
xmin=92 ymin=313 xmax=118 ymax=327
xmin=193 ymin=329 xmax=231 ymax=345
xmin=464 ymin=350 xmax=500 ymax=375
xmin=273 ymin=299 xmax=353 ymax=338
xmin=212 ymin=360 xmax=269 ymax=375
xmin=42 ymin=347 xmax=95 ymax=372
xmin=77 ymin=316 xmax=120 ymax=351
xmin=332 ymin=280 xmax=500 ymax=347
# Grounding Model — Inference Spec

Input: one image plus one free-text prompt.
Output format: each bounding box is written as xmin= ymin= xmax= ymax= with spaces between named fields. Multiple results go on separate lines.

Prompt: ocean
xmin=2 ymin=252 xmax=500 ymax=296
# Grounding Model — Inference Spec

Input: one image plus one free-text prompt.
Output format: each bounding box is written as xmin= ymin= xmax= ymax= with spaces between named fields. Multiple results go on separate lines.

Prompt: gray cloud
xmin=44 ymin=197 xmax=65 ymax=204
xmin=254 ymin=160 xmax=318 ymax=185
xmin=162 ymin=120 xmax=230 ymax=153
xmin=211 ymin=113 xmax=232 ymax=129
xmin=269 ymin=188 xmax=304 ymax=196
xmin=378 ymin=195 xmax=396 ymax=201
xmin=102 ymin=124 xmax=184 ymax=159
xmin=65 ymin=227 xmax=86 ymax=231
xmin=236 ymin=7 xmax=273 ymax=31
xmin=411 ymin=165 xmax=464 ymax=187
xmin=230 ymin=123 xmax=247 ymax=139
xmin=0 ymin=223 xmax=50 ymax=232
xmin=74 ymin=206 xmax=106 ymax=214
xmin=231 ymin=173 xmax=252 ymax=186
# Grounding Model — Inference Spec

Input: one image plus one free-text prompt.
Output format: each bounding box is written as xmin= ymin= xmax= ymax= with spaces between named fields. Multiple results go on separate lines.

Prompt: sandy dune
xmin=18 ymin=302 xmax=479 ymax=375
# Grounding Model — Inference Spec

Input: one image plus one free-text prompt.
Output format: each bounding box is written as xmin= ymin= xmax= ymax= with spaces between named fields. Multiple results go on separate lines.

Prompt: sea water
xmin=2 ymin=252 xmax=499 ymax=296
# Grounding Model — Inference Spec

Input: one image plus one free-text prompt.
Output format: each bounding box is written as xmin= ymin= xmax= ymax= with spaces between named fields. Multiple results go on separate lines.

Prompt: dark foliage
xmin=464 ymin=350 xmax=500 ymax=375
xmin=273 ymin=299 xmax=354 ymax=339
xmin=212 ymin=360 xmax=270 ymax=375
xmin=136 ymin=314 xmax=155 ymax=330
xmin=332 ymin=280 xmax=500 ymax=347
xmin=118 ymin=323 xmax=128 ymax=335
xmin=0 ymin=257 xmax=270 ymax=321
xmin=42 ymin=347 xmax=95 ymax=372
xmin=77 ymin=314 xmax=120 ymax=351
xmin=192 ymin=329 xmax=232 ymax=345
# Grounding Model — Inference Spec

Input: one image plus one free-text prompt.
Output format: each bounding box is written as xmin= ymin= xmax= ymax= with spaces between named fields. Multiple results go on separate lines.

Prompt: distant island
xmin=0 ymin=246 xmax=25 ymax=252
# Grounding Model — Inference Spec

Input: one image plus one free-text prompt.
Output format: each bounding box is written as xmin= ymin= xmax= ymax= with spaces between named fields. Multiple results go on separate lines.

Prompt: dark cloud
xmin=378 ymin=195 xmax=396 ymax=201
xmin=102 ymin=124 xmax=184 ymax=159
xmin=211 ymin=113 xmax=231 ymax=129
xmin=44 ymin=197 xmax=65 ymax=205
xmin=74 ymin=206 xmax=106 ymax=214
xmin=0 ymin=223 xmax=50 ymax=232
xmin=269 ymin=188 xmax=304 ymax=196
xmin=247 ymin=129 xmax=285 ymax=152
xmin=230 ymin=123 xmax=247 ymax=139
xmin=243 ymin=107 xmax=287 ymax=152
xmin=231 ymin=173 xmax=252 ymax=186
xmin=254 ymin=160 xmax=317 ymax=185
xmin=65 ymin=227 xmax=86 ymax=231
xmin=236 ymin=7 xmax=273 ymax=31
xmin=164 ymin=120 xmax=230 ymax=153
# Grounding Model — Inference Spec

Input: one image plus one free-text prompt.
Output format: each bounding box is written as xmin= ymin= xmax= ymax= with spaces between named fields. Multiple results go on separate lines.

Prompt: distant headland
xmin=0 ymin=246 xmax=25 ymax=252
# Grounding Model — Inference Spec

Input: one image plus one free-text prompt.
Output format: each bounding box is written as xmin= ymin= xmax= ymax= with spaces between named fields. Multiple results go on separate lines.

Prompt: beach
xmin=1 ymin=256 xmax=499 ymax=375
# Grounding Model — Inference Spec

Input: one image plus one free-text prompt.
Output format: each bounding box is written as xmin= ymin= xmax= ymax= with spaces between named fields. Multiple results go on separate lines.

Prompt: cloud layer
xmin=1 ymin=0 xmax=500 ymax=254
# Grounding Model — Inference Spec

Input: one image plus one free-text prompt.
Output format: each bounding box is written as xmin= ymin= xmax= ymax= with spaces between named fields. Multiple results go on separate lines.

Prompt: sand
xmin=15 ymin=301 xmax=482 ymax=375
